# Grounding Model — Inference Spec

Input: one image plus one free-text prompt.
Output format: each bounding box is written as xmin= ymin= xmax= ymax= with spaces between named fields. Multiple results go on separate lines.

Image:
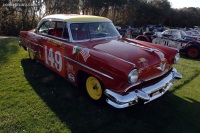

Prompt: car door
xmin=37 ymin=20 xmax=66 ymax=77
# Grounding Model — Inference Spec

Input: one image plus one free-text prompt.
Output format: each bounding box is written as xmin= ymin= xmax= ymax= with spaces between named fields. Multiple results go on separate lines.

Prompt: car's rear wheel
xmin=28 ymin=48 xmax=35 ymax=60
xmin=85 ymin=75 xmax=104 ymax=101
xmin=187 ymin=46 xmax=200 ymax=59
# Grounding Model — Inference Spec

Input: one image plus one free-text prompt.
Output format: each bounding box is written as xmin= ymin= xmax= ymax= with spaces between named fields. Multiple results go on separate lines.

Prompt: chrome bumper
xmin=104 ymin=68 xmax=182 ymax=108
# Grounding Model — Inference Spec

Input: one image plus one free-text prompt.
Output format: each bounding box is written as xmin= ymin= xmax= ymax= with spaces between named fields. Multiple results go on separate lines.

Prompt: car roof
xmin=42 ymin=14 xmax=112 ymax=22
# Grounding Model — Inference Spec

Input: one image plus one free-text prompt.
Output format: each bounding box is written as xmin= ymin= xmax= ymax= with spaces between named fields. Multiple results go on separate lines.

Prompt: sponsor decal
xmin=72 ymin=46 xmax=90 ymax=62
xmin=80 ymin=48 xmax=90 ymax=62
xmin=47 ymin=38 xmax=63 ymax=47
xmin=68 ymin=73 xmax=75 ymax=82
xmin=72 ymin=46 xmax=81 ymax=54
xmin=138 ymin=58 xmax=148 ymax=69
xmin=66 ymin=62 xmax=75 ymax=75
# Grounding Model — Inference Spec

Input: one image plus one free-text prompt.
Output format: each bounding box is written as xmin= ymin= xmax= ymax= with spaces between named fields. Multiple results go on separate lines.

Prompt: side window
xmin=70 ymin=23 xmax=89 ymax=40
xmin=38 ymin=21 xmax=50 ymax=35
xmin=38 ymin=21 xmax=64 ymax=38
xmin=48 ymin=21 xmax=56 ymax=36
xmin=53 ymin=22 xmax=64 ymax=38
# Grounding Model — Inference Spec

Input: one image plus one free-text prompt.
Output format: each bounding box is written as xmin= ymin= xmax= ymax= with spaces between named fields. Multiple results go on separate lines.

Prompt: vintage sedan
xmin=19 ymin=14 xmax=182 ymax=108
xmin=136 ymin=29 xmax=200 ymax=58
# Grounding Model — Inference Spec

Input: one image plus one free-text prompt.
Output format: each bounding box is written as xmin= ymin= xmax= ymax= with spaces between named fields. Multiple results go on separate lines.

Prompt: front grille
xmin=126 ymin=68 xmax=172 ymax=93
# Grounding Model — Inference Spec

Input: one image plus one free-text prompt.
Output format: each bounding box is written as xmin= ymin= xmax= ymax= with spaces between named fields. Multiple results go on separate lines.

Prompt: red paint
xmin=19 ymin=15 xmax=179 ymax=94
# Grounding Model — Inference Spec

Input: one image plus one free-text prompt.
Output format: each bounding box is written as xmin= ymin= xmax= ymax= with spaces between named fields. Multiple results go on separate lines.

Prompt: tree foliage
xmin=0 ymin=0 xmax=200 ymax=36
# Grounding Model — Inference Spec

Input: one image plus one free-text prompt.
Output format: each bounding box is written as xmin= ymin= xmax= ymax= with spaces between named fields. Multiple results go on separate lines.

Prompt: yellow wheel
xmin=86 ymin=76 xmax=103 ymax=101
xmin=28 ymin=48 xmax=35 ymax=60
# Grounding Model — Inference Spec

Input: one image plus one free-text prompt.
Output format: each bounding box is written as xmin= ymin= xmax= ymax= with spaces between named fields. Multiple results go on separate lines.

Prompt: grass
xmin=0 ymin=38 xmax=200 ymax=133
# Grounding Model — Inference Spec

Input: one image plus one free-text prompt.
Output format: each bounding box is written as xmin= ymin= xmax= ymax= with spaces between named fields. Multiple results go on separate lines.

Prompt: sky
xmin=168 ymin=0 xmax=200 ymax=9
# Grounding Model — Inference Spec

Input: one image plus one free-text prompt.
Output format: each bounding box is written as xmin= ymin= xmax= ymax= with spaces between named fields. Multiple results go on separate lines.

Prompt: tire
xmin=187 ymin=46 xmax=200 ymax=59
xmin=85 ymin=75 xmax=104 ymax=101
xmin=28 ymin=48 xmax=35 ymax=60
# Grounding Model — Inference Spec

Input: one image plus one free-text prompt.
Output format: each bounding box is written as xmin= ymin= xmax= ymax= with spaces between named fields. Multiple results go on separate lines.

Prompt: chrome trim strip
xmin=101 ymin=52 xmax=135 ymax=67
xmin=29 ymin=41 xmax=39 ymax=46
xmin=105 ymin=68 xmax=182 ymax=108
xmin=19 ymin=35 xmax=26 ymax=40
xmin=63 ymin=56 xmax=113 ymax=80
xmin=29 ymin=41 xmax=43 ymax=48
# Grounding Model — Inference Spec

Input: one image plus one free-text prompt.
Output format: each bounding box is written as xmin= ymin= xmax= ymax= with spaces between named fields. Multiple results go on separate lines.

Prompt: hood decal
xmin=138 ymin=58 xmax=149 ymax=69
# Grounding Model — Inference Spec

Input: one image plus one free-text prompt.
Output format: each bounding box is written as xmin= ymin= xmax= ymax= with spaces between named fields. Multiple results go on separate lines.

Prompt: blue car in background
xmin=136 ymin=29 xmax=200 ymax=58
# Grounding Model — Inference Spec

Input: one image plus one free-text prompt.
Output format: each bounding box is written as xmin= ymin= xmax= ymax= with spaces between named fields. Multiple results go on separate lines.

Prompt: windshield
xmin=70 ymin=22 xmax=120 ymax=41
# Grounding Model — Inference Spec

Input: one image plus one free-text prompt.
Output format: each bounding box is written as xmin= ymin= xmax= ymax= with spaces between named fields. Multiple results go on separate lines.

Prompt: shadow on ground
xmin=21 ymin=59 xmax=200 ymax=133
xmin=0 ymin=38 xmax=19 ymax=66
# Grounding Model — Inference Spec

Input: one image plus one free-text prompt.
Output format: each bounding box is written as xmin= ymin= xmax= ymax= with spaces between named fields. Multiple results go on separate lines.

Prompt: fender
xmin=184 ymin=40 xmax=200 ymax=49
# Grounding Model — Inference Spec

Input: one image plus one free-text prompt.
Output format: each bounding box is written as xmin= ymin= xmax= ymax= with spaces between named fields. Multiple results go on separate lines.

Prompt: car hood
xmin=92 ymin=40 xmax=172 ymax=81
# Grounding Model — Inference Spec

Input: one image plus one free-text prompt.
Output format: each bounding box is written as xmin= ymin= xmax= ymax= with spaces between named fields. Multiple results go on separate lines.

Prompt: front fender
xmin=86 ymin=49 xmax=135 ymax=91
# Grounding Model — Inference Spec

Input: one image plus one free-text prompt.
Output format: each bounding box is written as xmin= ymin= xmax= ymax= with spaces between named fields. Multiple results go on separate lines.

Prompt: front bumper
xmin=104 ymin=68 xmax=182 ymax=108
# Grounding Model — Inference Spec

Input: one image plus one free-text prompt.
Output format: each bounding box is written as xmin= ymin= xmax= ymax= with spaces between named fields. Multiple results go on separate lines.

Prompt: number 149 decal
xmin=44 ymin=45 xmax=62 ymax=72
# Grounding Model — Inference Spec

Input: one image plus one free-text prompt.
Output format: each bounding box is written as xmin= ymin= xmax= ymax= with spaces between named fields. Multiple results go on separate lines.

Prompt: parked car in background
xmin=117 ymin=25 xmax=142 ymax=38
xmin=19 ymin=14 xmax=182 ymax=108
xmin=186 ymin=30 xmax=200 ymax=38
xmin=136 ymin=29 xmax=200 ymax=58
xmin=146 ymin=25 xmax=167 ymax=32
xmin=117 ymin=25 xmax=133 ymax=37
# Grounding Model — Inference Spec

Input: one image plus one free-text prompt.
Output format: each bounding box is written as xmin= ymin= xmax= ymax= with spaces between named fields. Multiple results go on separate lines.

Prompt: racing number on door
xmin=44 ymin=45 xmax=62 ymax=72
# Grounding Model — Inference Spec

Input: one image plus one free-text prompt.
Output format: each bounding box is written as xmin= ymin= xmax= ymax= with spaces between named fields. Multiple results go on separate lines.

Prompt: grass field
xmin=0 ymin=38 xmax=200 ymax=133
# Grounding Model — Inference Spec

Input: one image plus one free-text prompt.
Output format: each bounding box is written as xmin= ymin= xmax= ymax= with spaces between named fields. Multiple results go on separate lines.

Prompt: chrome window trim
xmin=38 ymin=33 xmax=69 ymax=42
xmin=63 ymin=56 xmax=113 ymax=80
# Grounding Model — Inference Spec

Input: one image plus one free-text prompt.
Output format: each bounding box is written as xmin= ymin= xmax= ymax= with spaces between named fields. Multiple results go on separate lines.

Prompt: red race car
xmin=19 ymin=14 xmax=182 ymax=108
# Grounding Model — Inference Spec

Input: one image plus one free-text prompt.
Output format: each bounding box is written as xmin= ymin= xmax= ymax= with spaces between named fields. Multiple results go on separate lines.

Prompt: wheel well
xmin=136 ymin=36 xmax=149 ymax=42
xmin=186 ymin=44 xmax=200 ymax=51
xmin=77 ymin=70 xmax=88 ymax=88
xmin=77 ymin=70 xmax=104 ymax=89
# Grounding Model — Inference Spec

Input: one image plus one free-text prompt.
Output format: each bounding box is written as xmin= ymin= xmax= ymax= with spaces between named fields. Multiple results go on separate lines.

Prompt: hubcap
xmin=188 ymin=47 xmax=199 ymax=58
xmin=86 ymin=76 xmax=102 ymax=100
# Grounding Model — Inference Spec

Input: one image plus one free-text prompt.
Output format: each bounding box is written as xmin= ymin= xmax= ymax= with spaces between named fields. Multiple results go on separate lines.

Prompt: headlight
xmin=128 ymin=69 xmax=139 ymax=83
xmin=174 ymin=53 xmax=180 ymax=64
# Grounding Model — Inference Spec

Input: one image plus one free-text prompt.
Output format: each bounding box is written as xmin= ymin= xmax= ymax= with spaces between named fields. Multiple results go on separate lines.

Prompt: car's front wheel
xmin=85 ymin=75 xmax=104 ymax=101
xmin=187 ymin=46 xmax=200 ymax=59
